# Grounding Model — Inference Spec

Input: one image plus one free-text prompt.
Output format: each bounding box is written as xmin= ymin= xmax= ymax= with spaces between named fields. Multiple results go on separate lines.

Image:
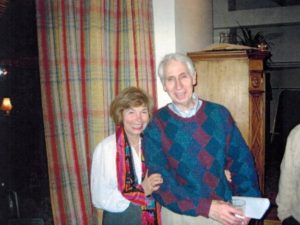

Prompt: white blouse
xmin=90 ymin=134 xmax=142 ymax=212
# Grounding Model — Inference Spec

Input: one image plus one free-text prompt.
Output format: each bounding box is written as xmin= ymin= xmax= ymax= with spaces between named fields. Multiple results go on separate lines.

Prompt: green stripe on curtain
xmin=35 ymin=0 xmax=157 ymax=224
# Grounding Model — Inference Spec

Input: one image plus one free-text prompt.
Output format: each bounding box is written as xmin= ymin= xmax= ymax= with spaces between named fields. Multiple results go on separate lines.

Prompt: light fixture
xmin=0 ymin=97 xmax=13 ymax=115
xmin=0 ymin=65 xmax=12 ymax=115
xmin=0 ymin=67 xmax=8 ymax=76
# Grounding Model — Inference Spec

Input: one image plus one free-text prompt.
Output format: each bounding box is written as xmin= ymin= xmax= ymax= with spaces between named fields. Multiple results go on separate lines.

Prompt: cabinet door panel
xmin=194 ymin=58 xmax=250 ymax=145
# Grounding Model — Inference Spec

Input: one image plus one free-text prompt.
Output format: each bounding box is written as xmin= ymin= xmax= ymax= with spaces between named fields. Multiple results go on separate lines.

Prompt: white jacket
xmin=276 ymin=124 xmax=300 ymax=222
xmin=90 ymin=134 xmax=142 ymax=212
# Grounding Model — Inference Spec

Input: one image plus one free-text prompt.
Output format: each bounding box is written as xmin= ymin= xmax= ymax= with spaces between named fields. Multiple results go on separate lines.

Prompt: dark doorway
xmin=0 ymin=0 xmax=52 ymax=224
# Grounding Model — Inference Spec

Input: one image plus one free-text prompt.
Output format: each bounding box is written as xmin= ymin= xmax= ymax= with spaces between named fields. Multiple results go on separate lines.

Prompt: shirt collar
xmin=168 ymin=93 xmax=202 ymax=118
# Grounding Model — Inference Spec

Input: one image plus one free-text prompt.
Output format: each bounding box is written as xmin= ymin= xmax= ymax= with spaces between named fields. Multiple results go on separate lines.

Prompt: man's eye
xmin=181 ymin=74 xmax=188 ymax=79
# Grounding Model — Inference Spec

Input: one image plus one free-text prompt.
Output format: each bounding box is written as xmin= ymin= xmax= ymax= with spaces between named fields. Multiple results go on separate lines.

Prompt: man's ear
xmin=163 ymin=84 xmax=167 ymax=92
xmin=193 ymin=72 xmax=197 ymax=86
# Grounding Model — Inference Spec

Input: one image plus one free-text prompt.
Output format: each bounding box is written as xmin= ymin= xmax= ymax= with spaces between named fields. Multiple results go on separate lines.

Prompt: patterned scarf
xmin=116 ymin=126 xmax=161 ymax=225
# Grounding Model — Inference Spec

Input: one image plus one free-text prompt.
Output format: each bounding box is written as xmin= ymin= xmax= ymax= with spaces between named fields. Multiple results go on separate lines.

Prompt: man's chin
xmin=174 ymin=99 xmax=188 ymax=106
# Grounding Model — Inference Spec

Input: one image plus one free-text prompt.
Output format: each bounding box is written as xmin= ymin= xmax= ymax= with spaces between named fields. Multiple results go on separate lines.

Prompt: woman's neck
xmin=127 ymin=135 xmax=141 ymax=155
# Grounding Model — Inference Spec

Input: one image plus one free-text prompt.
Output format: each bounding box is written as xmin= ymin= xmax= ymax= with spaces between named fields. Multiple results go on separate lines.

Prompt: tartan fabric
xmin=116 ymin=126 xmax=161 ymax=225
xmin=35 ymin=0 xmax=156 ymax=224
xmin=143 ymin=100 xmax=261 ymax=217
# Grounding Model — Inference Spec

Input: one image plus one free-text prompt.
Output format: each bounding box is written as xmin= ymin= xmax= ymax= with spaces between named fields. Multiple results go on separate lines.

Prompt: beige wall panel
xmin=194 ymin=59 xmax=250 ymax=145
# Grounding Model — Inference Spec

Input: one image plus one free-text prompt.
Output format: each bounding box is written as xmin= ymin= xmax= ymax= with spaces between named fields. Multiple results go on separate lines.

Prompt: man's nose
xmin=175 ymin=78 xmax=183 ymax=89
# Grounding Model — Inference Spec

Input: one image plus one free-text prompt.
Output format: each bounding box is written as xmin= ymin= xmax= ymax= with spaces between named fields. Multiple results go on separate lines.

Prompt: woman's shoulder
xmin=101 ymin=133 xmax=116 ymax=144
xmin=93 ymin=133 xmax=116 ymax=154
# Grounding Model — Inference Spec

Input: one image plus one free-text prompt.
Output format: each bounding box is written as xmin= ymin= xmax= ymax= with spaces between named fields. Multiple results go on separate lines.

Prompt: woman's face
xmin=122 ymin=105 xmax=149 ymax=139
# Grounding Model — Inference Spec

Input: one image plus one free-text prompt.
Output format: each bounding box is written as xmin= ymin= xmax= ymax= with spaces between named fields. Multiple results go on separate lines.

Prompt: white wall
xmin=152 ymin=0 xmax=176 ymax=107
xmin=175 ymin=0 xmax=213 ymax=54
xmin=153 ymin=0 xmax=213 ymax=107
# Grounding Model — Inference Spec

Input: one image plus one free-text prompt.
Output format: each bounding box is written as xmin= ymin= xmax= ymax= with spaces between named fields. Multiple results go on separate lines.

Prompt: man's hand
xmin=208 ymin=200 xmax=251 ymax=225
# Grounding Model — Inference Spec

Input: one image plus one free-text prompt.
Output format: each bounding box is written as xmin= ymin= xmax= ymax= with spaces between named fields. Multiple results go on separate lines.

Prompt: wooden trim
xmin=264 ymin=219 xmax=282 ymax=225
xmin=187 ymin=49 xmax=270 ymax=61
xmin=249 ymin=68 xmax=266 ymax=191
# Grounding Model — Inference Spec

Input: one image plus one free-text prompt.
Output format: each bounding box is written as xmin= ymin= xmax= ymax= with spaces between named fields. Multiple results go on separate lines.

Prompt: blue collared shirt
xmin=168 ymin=93 xmax=202 ymax=118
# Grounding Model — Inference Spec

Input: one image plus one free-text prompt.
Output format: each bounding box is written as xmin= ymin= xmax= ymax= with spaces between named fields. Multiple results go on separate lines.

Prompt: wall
xmin=153 ymin=0 xmax=213 ymax=107
xmin=212 ymin=0 xmax=300 ymax=135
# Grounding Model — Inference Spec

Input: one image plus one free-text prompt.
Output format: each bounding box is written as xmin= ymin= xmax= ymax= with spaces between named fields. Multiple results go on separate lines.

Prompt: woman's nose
xmin=135 ymin=113 xmax=142 ymax=121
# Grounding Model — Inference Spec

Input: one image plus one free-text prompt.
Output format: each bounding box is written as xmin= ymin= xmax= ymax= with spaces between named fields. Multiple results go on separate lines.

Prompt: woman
xmin=91 ymin=87 xmax=163 ymax=225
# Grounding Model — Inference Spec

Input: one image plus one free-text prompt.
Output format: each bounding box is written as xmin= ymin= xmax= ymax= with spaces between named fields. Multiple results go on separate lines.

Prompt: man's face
xmin=163 ymin=60 xmax=196 ymax=111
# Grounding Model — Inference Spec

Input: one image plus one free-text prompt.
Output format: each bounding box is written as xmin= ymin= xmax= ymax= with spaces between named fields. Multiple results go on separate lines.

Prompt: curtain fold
xmin=35 ymin=0 xmax=156 ymax=224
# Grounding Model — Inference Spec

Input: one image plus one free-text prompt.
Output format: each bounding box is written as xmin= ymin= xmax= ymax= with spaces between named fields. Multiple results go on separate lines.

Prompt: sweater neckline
xmin=165 ymin=99 xmax=206 ymax=121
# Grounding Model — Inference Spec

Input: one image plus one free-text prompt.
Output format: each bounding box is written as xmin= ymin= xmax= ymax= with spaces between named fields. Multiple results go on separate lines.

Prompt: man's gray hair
xmin=157 ymin=53 xmax=196 ymax=83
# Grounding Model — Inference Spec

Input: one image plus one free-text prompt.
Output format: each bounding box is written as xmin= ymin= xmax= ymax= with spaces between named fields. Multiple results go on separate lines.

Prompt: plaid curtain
xmin=35 ymin=0 xmax=156 ymax=224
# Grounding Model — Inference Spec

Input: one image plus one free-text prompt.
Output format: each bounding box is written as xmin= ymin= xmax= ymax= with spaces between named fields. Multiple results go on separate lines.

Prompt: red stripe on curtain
xmin=61 ymin=1 xmax=88 ymax=224
xmin=114 ymin=0 xmax=121 ymax=95
xmin=131 ymin=0 xmax=139 ymax=87
xmin=37 ymin=1 xmax=66 ymax=223
xmin=147 ymin=5 xmax=157 ymax=109
xmin=79 ymin=0 xmax=91 ymax=188
xmin=148 ymin=30 xmax=157 ymax=110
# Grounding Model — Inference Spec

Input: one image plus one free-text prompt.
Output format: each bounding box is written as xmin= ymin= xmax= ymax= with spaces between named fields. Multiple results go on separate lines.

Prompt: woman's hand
xmin=142 ymin=170 xmax=163 ymax=196
xmin=208 ymin=200 xmax=250 ymax=225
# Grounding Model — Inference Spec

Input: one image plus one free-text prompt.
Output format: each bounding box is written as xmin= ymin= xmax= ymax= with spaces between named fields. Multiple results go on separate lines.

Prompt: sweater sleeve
xmin=226 ymin=123 xmax=261 ymax=197
xmin=143 ymin=119 xmax=212 ymax=217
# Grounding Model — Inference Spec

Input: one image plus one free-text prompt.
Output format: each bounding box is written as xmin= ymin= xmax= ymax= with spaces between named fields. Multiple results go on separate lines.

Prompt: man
xmin=276 ymin=124 xmax=300 ymax=225
xmin=142 ymin=53 xmax=261 ymax=225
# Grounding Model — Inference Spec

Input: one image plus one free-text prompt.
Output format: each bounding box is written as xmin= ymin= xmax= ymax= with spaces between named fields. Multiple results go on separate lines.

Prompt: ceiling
xmin=272 ymin=0 xmax=300 ymax=6
xmin=229 ymin=0 xmax=300 ymax=10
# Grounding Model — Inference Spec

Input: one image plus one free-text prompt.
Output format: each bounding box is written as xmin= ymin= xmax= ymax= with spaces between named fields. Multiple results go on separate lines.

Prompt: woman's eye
xmin=124 ymin=109 xmax=134 ymax=114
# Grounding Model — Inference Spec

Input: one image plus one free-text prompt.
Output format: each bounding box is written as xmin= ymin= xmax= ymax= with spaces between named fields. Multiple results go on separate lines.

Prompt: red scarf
xmin=116 ymin=126 xmax=161 ymax=225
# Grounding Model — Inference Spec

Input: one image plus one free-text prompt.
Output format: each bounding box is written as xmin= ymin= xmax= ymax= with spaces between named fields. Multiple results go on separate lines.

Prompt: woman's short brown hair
xmin=110 ymin=87 xmax=154 ymax=125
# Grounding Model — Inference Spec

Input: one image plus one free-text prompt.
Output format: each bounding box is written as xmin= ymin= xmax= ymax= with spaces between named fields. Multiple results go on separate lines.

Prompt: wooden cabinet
xmin=188 ymin=46 xmax=270 ymax=192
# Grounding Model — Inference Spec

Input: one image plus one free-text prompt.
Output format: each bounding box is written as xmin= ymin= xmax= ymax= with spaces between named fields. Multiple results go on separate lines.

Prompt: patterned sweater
xmin=142 ymin=100 xmax=260 ymax=217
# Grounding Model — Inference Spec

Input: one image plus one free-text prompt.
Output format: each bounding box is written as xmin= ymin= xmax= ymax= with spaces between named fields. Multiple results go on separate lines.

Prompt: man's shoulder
xmin=201 ymin=99 xmax=230 ymax=114
xmin=287 ymin=124 xmax=300 ymax=148
xmin=289 ymin=124 xmax=300 ymax=137
xmin=152 ymin=105 xmax=170 ymax=118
